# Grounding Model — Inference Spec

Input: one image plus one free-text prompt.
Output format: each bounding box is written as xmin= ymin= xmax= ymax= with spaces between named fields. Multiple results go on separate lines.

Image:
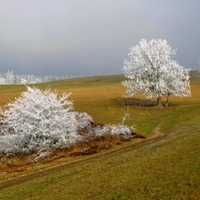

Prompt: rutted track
xmin=0 ymin=124 xmax=168 ymax=190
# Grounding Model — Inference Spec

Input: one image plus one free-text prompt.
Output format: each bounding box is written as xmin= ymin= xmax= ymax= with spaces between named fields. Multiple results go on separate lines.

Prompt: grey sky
xmin=0 ymin=0 xmax=200 ymax=76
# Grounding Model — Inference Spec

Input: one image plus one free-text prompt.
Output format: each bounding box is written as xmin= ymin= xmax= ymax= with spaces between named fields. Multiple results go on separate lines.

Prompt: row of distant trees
xmin=0 ymin=71 xmax=73 ymax=84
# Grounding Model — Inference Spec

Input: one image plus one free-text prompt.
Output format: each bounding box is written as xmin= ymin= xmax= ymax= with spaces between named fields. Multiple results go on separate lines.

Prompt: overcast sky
xmin=0 ymin=0 xmax=200 ymax=76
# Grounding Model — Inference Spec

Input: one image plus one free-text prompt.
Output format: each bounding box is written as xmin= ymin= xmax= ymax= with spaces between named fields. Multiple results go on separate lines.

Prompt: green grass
xmin=0 ymin=73 xmax=200 ymax=199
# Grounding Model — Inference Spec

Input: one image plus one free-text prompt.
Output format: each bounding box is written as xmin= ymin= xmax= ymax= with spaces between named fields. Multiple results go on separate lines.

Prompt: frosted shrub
xmin=87 ymin=124 xmax=133 ymax=139
xmin=73 ymin=112 xmax=94 ymax=131
xmin=0 ymin=86 xmax=135 ymax=158
xmin=110 ymin=125 xmax=133 ymax=136
xmin=0 ymin=86 xmax=82 ymax=156
xmin=89 ymin=125 xmax=111 ymax=138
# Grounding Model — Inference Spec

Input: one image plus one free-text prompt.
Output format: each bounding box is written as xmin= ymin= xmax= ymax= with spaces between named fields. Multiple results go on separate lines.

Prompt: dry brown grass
xmin=1 ymin=73 xmax=200 ymax=199
xmin=0 ymin=119 xmax=145 ymax=176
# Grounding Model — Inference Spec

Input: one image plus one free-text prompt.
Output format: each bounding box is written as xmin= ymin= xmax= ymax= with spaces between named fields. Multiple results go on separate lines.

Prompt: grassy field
xmin=0 ymin=72 xmax=200 ymax=199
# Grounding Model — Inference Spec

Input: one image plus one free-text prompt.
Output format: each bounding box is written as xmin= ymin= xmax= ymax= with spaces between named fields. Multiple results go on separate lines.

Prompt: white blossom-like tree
xmin=122 ymin=39 xmax=191 ymax=107
xmin=0 ymin=87 xmax=81 ymax=156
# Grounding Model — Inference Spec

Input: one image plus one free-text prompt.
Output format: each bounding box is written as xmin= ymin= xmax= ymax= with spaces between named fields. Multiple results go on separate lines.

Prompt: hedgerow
xmin=0 ymin=87 xmax=134 ymax=159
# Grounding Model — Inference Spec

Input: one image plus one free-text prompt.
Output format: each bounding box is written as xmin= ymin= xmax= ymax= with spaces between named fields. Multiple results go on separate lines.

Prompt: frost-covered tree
xmin=0 ymin=87 xmax=81 ymax=155
xmin=4 ymin=70 xmax=16 ymax=84
xmin=122 ymin=39 xmax=191 ymax=107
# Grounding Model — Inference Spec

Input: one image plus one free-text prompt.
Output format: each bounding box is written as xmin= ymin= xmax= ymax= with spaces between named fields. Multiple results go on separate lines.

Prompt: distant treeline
xmin=0 ymin=71 xmax=121 ymax=85
xmin=0 ymin=71 xmax=74 ymax=84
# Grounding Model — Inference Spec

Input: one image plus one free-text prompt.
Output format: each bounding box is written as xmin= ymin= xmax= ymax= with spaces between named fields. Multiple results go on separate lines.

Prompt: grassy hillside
xmin=0 ymin=72 xmax=200 ymax=199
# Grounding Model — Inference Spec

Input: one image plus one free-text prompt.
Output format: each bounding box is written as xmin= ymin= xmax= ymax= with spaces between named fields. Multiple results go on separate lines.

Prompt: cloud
xmin=0 ymin=0 xmax=200 ymax=75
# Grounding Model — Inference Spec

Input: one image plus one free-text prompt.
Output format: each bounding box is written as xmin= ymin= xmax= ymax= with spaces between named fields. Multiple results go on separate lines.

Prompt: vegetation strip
xmin=0 ymin=124 xmax=166 ymax=190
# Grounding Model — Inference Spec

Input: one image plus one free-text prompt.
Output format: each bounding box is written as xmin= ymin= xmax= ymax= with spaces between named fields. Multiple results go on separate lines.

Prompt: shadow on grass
xmin=114 ymin=97 xmax=177 ymax=107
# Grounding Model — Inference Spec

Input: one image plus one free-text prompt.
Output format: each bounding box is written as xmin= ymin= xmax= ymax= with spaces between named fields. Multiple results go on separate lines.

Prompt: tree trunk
xmin=157 ymin=96 xmax=162 ymax=107
xmin=165 ymin=95 xmax=169 ymax=107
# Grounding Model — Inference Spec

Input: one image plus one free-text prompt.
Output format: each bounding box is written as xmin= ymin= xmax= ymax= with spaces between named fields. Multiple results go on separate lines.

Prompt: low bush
xmin=0 ymin=86 xmax=135 ymax=159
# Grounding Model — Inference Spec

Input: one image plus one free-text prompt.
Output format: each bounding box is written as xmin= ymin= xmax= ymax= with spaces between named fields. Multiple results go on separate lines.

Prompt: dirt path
xmin=149 ymin=123 xmax=164 ymax=139
xmin=0 ymin=124 xmax=166 ymax=190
